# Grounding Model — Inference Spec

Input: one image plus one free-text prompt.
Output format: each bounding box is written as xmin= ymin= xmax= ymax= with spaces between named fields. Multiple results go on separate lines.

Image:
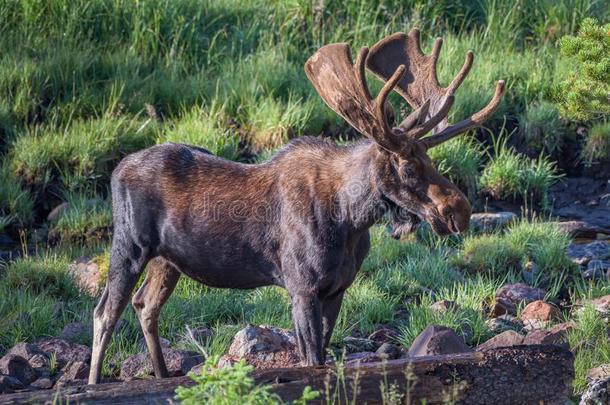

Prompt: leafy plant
xmin=554 ymin=18 xmax=610 ymax=121
xmin=175 ymin=356 xmax=318 ymax=404
xmin=520 ymin=101 xmax=564 ymax=155
xmin=581 ymin=121 xmax=610 ymax=166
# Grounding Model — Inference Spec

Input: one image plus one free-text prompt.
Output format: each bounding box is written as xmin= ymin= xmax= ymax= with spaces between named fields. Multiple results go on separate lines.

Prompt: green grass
xmin=480 ymin=133 xmax=560 ymax=206
xmin=520 ymin=101 xmax=565 ymax=156
xmin=49 ymin=192 xmax=112 ymax=244
xmin=582 ymin=121 xmax=610 ymax=166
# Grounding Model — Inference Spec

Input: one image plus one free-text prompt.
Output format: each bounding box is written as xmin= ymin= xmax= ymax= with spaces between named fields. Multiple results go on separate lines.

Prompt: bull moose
xmin=89 ymin=28 xmax=505 ymax=383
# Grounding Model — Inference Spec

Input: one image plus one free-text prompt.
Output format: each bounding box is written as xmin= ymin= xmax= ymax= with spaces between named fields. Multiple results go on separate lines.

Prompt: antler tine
xmin=304 ymin=42 xmax=407 ymax=153
xmin=447 ymin=51 xmax=474 ymax=94
xmin=423 ymin=80 xmax=506 ymax=148
xmin=409 ymin=95 xmax=455 ymax=139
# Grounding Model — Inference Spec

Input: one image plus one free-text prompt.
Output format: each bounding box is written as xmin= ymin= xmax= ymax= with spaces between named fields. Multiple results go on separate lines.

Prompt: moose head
xmin=305 ymin=29 xmax=505 ymax=237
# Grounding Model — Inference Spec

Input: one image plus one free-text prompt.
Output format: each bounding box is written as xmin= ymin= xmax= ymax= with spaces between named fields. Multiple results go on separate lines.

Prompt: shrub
xmin=428 ymin=136 xmax=484 ymax=199
xmin=554 ymin=18 xmax=610 ymax=121
xmin=454 ymin=220 xmax=575 ymax=282
xmin=480 ymin=134 xmax=559 ymax=206
xmin=10 ymin=116 xmax=160 ymax=192
xmin=160 ymin=103 xmax=241 ymax=161
xmin=175 ymin=356 xmax=318 ymax=404
xmin=49 ymin=193 xmax=112 ymax=244
xmin=0 ymin=161 xmax=34 ymax=231
xmin=581 ymin=121 xmax=610 ymax=166
xmin=520 ymin=101 xmax=564 ymax=155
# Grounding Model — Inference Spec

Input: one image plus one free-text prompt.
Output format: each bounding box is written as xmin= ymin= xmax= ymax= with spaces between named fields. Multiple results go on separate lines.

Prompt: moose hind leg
xmin=132 ymin=257 xmax=180 ymax=378
xmin=291 ymin=293 xmax=324 ymax=366
xmin=89 ymin=240 xmax=150 ymax=384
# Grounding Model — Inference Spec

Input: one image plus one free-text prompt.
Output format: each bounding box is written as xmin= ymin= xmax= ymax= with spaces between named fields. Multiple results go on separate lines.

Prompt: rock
xmin=5 ymin=343 xmax=50 ymax=370
xmin=37 ymin=338 xmax=92 ymax=369
xmin=368 ymin=328 xmax=399 ymax=344
xmin=470 ymin=212 xmax=517 ymax=232
xmin=476 ymin=330 xmax=525 ymax=351
xmin=59 ymin=322 xmax=92 ymax=344
xmin=0 ymin=374 xmax=24 ymax=393
xmin=375 ymin=343 xmax=401 ymax=360
xmin=523 ymin=322 xmax=574 ymax=346
xmin=30 ymin=377 xmax=54 ymax=389
xmin=584 ymin=260 xmax=610 ymax=281
xmin=587 ymin=364 xmax=610 ymax=383
xmin=576 ymin=295 xmax=610 ymax=320
xmin=184 ymin=326 xmax=214 ymax=342
xmin=580 ymin=376 xmax=610 ymax=405
xmin=429 ymin=300 xmax=457 ymax=313
xmin=56 ymin=361 xmax=90 ymax=385
xmin=553 ymin=221 xmax=605 ymax=239
xmin=567 ymin=241 xmax=610 ymax=266
xmin=485 ymin=315 xmax=524 ymax=333
xmin=120 ymin=348 xmax=203 ymax=381
xmin=494 ymin=283 xmax=546 ymax=316
xmin=138 ymin=336 xmax=171 ymax=351
xmin=407 ymin=325 xmax=472 ymax=357
xmin=343 ymin=336 xmax=378 ymax=353
xmin=67 ymin=256 xmax=103 ymax=296
xmin=344 ymin=352 xmax=381 ymax=365
xmin=521 ymin=300 xmax=560 ymax=322
xmin=47 ymin=202 xmax=71 ymax=222
xmin=0 ymin=355 xmax=37 ymax=385
xmin=218 ymin=325 xmax=300 ymax=369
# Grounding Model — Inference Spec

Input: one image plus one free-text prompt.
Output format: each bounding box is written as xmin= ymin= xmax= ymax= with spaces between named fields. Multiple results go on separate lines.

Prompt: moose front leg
xmin=290 ymin=292 xmax=324 ymax=366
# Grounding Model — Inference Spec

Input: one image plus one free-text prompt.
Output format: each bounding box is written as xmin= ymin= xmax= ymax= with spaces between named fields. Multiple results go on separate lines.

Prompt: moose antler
xmin=304 ymin=44 xmax=406 ymax=152
xmin=366 ymin=29 xmax=505 ymax=148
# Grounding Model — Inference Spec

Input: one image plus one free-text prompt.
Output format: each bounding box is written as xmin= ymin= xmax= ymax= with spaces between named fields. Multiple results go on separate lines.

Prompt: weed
xmin=581 ymin=121 xmax=610 ymax=166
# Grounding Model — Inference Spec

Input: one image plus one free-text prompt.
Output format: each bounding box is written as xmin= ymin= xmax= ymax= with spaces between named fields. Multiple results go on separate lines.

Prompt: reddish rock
xmin=0 ymin=355 xmax=36 ymax=385
xmin=485 ymin=315 xmax=524 ymax=333
xmin=523 ymin=322 xmax=574 ymax=346
xmin=521 ymin=300 xmax=560 ymax=323
xmin=407 ymin=325 xmax=472 ymax=358
xmin=430 ymin=300 xmax=457 ymax=313
xmin=68 ymin=256 xmax=103 ymax=297
xmin=218 ymin=325 xmax=301 ymax=369
xmin=37 ymin=338 xmax=91 ymax=369
xmin=494 ymin=283 xmax=546 ymax=315
xmin=120 ymin=349 xmax=203 ymax=381
xmin=59 ymin=323 xmax=92 ymax=344
xmin=476 ymin=330 xmax=525 ymax=351
xmin=57 ymin=361 xmax=90 ymax=385
xmin=587 ymin=364 xmax=610 ymax=383
xmin=375 ymin=342 xmax=401 ymax=360
xmin=5 ymin=343 xmax=49 ymax=370
xmin=368 ymin=328 xmax=398 ymax=344
xmin=30 ymin=377 xmax=53 ymax=390
xmin=344 ymin=352 xmax=380 ymax=365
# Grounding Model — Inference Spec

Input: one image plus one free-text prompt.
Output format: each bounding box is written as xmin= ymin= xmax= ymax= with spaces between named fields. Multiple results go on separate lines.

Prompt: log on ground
xmin=0 ymin=345 xmax=574 ymax=405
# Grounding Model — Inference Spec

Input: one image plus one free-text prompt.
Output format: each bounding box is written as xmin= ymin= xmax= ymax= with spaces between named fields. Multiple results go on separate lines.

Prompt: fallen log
xmin=0 ymin=345 xmax=574 ymax=404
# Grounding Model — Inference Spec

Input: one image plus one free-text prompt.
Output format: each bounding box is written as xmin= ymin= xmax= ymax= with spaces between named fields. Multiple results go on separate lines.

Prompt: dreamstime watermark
xmin=184 ymin=179 xmax=416 ymax=226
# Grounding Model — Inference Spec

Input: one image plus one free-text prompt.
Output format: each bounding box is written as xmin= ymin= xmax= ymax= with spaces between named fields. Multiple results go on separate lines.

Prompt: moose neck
xmin=334 ymin=141 xmax=388 ymax=231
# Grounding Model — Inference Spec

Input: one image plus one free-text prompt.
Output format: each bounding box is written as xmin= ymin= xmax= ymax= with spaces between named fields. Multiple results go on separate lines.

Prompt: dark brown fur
xmin=88 ymin=136 xmax=470 ymax=384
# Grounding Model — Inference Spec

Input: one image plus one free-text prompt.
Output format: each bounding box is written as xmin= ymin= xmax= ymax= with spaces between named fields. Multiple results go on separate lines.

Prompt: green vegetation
xmin=454 ymin=220 xmax=575 ymax=289
xmin=175 ymin=356 xmax=319 ymax=404
xmin=520 ymin=101 xmax=564 ymax=156
xmin=582 ymin=121 xmax=610 ymax=166
xmin=555 ymin=18 xmax=610 ymax=121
